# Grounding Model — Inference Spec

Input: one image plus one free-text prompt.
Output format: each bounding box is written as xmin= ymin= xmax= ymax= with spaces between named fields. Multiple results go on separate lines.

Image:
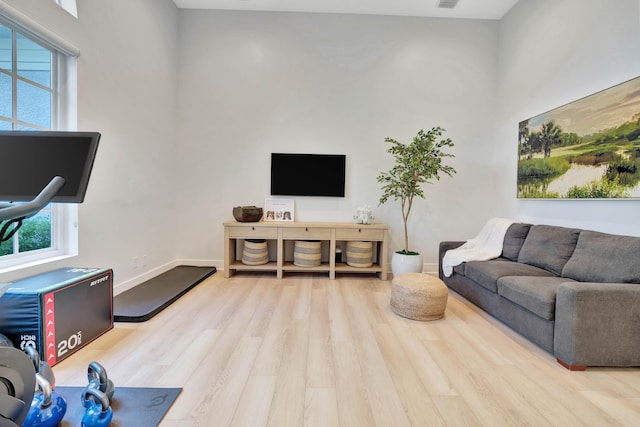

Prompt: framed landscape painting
xmin=517 ymin=76 xmax=640 ymax=199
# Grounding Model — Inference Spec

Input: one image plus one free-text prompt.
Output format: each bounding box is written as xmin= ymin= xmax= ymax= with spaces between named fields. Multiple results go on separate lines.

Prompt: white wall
xmin=497 ymin=0 xmax=640 ymax=235
xmin=0 ymin=0 xmax=180 ymax=290
xmin=4 ymin=0 xmax=639 ymax=284
xmin=176 ymin=11 xmax=501 ymax=270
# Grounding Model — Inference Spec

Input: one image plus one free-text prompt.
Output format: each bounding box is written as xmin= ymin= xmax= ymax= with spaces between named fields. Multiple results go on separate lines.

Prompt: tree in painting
xmin=540 ymin=120 xmax=561 ymax=158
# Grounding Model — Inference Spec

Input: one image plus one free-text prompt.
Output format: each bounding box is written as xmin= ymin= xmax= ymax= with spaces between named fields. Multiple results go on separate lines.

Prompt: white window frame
xmin=0 ymin=9 xmax=80 ymax=274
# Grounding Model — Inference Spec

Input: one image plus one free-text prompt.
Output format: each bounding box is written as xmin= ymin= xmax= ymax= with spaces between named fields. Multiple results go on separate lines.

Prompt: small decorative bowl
xmin=233 ymin=206 xmax=263 ymax=222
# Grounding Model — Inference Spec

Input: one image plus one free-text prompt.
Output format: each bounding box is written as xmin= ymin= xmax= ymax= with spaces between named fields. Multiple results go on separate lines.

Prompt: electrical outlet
xmin=133 ymin=256 xmax=139 ymax=269
xmin=142 ymin=255 xmax=147 ymax=267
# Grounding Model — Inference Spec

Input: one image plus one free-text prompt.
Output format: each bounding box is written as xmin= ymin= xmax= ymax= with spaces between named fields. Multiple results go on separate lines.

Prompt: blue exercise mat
xmin=55 ymin=386 xmax=181 ymax=426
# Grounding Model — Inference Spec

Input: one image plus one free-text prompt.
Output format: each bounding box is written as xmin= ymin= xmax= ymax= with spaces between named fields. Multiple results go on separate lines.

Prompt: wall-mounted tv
xmin=270 ymin=153 xmax=346 ymax=197
xmin=0 ymin=131 xmax=100 ymax=203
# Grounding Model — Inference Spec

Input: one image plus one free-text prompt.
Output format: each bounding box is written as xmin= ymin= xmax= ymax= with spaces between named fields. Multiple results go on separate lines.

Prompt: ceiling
xmin=172 ymin=0 xmax=520 ymax=20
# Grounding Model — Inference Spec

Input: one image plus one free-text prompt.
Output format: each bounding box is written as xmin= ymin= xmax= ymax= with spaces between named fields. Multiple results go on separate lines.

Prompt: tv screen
xmin=271 ymin=153 xmax=346 ymax=197
xmin=0 ymin=131 xmax=100 ymax=203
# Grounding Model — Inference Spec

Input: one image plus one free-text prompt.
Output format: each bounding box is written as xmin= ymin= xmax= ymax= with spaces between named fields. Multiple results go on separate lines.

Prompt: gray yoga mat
xmin=55 ymin=386 xmax=181 ymax=427
xmin=113 ymin=265 xmax=216 ymax=322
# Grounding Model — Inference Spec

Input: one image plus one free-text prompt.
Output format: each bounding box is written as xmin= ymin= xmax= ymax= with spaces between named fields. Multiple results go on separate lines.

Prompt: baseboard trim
xmin=423 ymin=262 xmax=438 ymax=275
xmin=114 ymin=258 xmax=434 ymax=293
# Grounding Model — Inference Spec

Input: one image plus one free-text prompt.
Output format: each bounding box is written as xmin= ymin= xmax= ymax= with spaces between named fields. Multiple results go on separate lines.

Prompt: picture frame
xmin=517 ymin=75 xmax=640 ymax=199
xmin=264 ymin=198 xmax=295 ymax=222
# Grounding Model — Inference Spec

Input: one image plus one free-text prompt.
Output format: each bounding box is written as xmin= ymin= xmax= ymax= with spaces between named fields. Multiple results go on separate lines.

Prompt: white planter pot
xmin=391 ymin=252 xmax=423 ymax=277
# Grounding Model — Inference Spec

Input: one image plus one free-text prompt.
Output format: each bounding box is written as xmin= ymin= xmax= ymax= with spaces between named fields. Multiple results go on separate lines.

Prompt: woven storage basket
xmin=390 ymin=273 xmax=448 ymax=321
xmin=242 ymin=239 xmax=268 ymax=265
xmin=293 ymin=240 xmax=321 ymax=267
xmin=346 ymin=241 xmax=373 ymax=268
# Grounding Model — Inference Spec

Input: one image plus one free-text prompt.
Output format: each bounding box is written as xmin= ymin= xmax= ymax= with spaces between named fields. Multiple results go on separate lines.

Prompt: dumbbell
xmin=80 ymin=387 xmax=112 ymax=427
xmin=0 ymin=347 xmax=36 ymax=427
xmin=22 ymin=373 xmax=66 ymax=427
xmin=0 ymin=332 xmax=13 ymax=348
xmin=86 ymin=361 xmax=115 ymax=403
xmin=23 ymin=346 xmax=55 ymax=389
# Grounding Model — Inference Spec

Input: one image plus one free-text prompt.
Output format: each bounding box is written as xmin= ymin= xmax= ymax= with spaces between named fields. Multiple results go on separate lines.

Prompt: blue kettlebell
xmin=87 ymin=361 xmax=115 ymax=403
xmin=81 ymin=386 xmax=113 ymax=427
xmin=22 ymin=373 xmax=67 ymax=427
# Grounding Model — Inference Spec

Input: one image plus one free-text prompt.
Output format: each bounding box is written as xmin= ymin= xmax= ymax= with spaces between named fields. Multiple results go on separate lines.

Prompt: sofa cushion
xmin=465 ymin=259 xmax=556 ymax=293
xmin=562 ymin=231 xmax=640 ymax=283
xmin=497 ymin=276 xmax=576 ymax=320
xmin=517 ymin=225 xmax=580 ymax=275
xmin=501 ymin=223 xmax=532 ymax=261
xmin=453 ymin=263 xmax=466 ymax=276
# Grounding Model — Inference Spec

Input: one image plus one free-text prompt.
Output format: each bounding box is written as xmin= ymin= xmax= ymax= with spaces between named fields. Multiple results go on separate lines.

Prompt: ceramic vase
xmin=391 ymin=251 xmax=423 ymax=277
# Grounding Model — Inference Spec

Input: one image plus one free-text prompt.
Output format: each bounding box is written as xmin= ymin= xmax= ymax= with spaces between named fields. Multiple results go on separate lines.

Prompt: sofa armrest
xmin=438 ymin=241 xmax=465 ymax=279
xmin=554 ymin=282 xmax=640 ymax=368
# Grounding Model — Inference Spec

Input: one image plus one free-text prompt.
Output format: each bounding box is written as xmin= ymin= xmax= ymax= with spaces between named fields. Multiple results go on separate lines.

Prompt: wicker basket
xmin=293 ymin=240 xmax=321 ymax=267
xmin=242 ymin=239 xmax=268 ymax=265
xmin=346 ymin=241 xmax=373 ymax=268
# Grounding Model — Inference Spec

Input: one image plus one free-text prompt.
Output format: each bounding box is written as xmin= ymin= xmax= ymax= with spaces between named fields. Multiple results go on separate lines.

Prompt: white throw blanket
xmin=442 ymin=217 xmax=514 ymax=277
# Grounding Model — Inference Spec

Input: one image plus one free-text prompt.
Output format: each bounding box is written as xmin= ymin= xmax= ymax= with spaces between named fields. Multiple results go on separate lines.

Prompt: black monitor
xmin=0 ymin=131 xmax=100 ymax=203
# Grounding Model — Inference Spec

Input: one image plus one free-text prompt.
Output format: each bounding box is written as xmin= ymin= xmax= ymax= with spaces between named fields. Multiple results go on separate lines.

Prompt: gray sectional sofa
xmin=438 ymin=223 xmax=640 ymax=370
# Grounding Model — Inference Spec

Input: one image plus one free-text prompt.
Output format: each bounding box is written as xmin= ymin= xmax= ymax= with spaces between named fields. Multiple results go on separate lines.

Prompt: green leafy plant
xmin=566 ymin=177 xmax=629 ymax=198
xmin=18 ymin=215 xmax=52 ymax=252
xmin=377 ymin=127 xmax=456 ymax=255
xmin=0 ymin=215 xmax=51 ymax=257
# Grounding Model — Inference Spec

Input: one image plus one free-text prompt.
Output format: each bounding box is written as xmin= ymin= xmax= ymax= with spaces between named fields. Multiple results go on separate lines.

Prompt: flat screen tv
xmin=270 ymin=153 xmax=346 ymax=197
xmin=0 ymin=130 xmax=100 ymax=203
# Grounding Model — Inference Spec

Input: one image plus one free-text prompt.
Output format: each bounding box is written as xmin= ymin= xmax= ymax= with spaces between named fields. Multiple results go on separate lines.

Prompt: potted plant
xmin=377 ymin=126 xmax=456 ymax=276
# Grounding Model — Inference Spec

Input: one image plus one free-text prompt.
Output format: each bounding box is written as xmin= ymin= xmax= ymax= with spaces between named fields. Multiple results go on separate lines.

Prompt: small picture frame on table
xmin=264 ymin=198 xmax=294 ymax=222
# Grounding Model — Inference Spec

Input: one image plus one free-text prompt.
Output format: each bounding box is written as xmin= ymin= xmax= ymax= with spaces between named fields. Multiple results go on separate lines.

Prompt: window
xmin=0 ymin=18 xmax=78 ymax=271
xmin=0 ymin=26 xmax=55 ymax=130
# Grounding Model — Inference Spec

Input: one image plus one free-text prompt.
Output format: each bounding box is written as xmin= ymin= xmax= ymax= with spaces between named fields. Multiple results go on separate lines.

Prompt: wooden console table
xmin=223 ymin=221 xmax=389 ymax=280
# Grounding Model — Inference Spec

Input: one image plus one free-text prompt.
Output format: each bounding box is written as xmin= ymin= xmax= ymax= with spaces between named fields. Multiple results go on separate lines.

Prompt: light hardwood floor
xmin=53 ymin=272 xmax=640 ymax=426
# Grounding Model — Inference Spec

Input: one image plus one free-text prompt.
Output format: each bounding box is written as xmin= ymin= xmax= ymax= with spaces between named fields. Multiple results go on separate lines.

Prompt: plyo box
xmin=0 ymin=267 xmax=113 ymax=366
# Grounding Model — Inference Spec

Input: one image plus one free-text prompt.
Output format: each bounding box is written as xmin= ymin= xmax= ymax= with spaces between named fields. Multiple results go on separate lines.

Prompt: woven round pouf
xmin=390 ymin=273 xmax=448 ymax=320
